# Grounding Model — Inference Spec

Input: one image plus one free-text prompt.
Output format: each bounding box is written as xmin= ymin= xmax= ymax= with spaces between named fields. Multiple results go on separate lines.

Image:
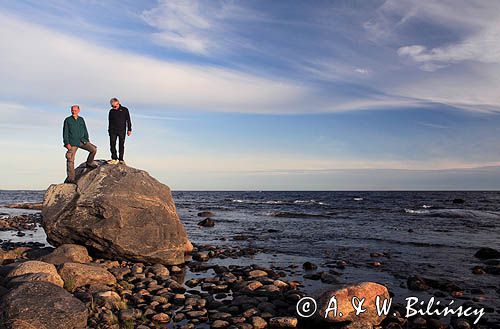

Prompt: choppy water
xmin=1 ymin=190 xmax=499 ymax=324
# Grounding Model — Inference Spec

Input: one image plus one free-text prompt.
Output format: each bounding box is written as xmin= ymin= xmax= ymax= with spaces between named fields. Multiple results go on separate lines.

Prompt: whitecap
xmin=404 ymin=208 xmax=430 ymax=214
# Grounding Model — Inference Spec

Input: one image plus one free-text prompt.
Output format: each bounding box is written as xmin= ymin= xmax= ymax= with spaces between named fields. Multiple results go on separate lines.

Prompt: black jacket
xmin=108 ymin=105 xmax=132 ymax=134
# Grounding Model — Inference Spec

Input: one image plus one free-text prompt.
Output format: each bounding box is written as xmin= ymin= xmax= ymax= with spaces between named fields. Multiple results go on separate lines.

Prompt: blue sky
xmin=2 ymin=0 xmax=500 ymax=190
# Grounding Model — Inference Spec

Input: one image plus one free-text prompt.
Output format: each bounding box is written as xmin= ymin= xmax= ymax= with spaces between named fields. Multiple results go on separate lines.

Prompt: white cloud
xmin=141 ymin=0 xmax=212 ymax=54
xmin=1 ymin=12 xmax=438 ymax=114
xmin=0 ymin=12 xmax=314 ymax=114
xmin=354 ymin=68 xmax=370 ymax=75
xmin=368 ymin=0 xmax=500 ymax=71
xmin=152 ymin=32 xmax=209 ymax=54
xmin=140 ymin=0 xmax=264 ymax=55
xmin=359 ymin=0 xmax=500 ymax=111
xmin=398 ymin=22 xmax=500 ymax=70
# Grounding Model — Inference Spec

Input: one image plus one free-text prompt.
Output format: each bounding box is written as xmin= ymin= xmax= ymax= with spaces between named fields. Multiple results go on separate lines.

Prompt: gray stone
xmin=42 ymin=161 xmax=192 ymax=265
xmin=39 ymin=244 xmax=92 ymax=265
xmin=0 ymin=282 xmax=87 ymax=329
xmin=58 ymin=262 xmax=116 ymax=291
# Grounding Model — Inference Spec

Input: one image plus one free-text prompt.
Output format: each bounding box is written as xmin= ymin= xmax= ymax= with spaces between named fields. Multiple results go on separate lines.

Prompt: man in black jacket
xmin=107 ymin=97 xmax=132 ymax=165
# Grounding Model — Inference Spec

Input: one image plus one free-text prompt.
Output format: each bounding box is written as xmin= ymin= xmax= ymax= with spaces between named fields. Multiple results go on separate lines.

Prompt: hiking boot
xmin=86 ymin=161 xmax=98 ymax=169
xmin=107 ymin=159 xmax=119 ymax=165
xmin=119 ymin=160 xmax=126 ymax=165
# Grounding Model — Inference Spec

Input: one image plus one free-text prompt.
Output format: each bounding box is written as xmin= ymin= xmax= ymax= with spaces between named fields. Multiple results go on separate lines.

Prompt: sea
xmin=1 ymin=190 xmax=499 ymax=324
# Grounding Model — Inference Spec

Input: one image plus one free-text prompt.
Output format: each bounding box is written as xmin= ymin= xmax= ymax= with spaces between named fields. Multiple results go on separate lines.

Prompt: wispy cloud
xmin=0 ymin=11 xmax=439 ymax=114
xmin=417 ymin=121 xmax=448 ymax=129
xmin=368 ymin=0 xmax=500 ymax=71
xmin=358 ymin=0 xmax=500 ymax=112
xmin=140 ymin=0 xmax=265 ymax=55
xmin=398 ymin=22 xmax=500 ymax=71
xmin=141 ymin=0 xmax=212 ymax=54
xmin=0 ymin=12 xmax=312 ymax=114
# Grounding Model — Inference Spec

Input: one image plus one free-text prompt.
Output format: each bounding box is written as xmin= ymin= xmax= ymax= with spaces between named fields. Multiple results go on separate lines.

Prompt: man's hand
xmin=127 ymin=131 xmax=132 ymax=137
xmin=65 ymin=144 xmax=72 ymax=151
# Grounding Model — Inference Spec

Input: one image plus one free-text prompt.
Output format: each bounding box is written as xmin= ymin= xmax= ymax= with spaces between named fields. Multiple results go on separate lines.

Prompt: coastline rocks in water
xmin=4 ymin=202 xmax=43 ymax=210
xmin=39 ymin=244 xmax=92 ymax=265
xmin=0 ymin=281 xmax=88 ymax=329
xmin=302 ymin=262 xmax=317 ymax=270
xmin=0 ymin=214 xmax=41 ymax=232
xmin=42 ymin=161 xmax=192 ymax=265
xmin=407 ymin=276 xmax=429 ymax=291
xmin=197 ymin=211 xmax=215 ymax=218
xmin=317 ymin=282 xmax=390 ymax=325
xmin=474 ymin=247 xmax=500 ymax=260
xmin=198 ymin=218 xmax=215 ymax=227
xmin=58 ymin=262 xmax=116 ymax=291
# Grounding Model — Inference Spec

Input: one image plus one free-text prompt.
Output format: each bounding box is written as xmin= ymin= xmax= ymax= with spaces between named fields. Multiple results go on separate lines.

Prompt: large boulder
xmin=42 ymin=161 xmax=191 ymax=265
xmin=0 ymin=282 xmax=87 ymax=329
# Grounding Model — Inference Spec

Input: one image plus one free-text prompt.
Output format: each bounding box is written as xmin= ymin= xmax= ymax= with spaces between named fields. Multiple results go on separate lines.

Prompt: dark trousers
xmin=109 ymin=131 xmax=126 ymax=160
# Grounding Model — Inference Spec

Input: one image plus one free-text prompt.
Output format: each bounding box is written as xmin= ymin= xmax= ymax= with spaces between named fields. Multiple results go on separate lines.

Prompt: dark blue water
xmin=1 ymin=190 xmax=499 ymax=324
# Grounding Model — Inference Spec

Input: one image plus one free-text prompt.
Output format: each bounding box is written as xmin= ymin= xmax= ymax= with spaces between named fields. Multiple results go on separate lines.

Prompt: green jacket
xmin=63 ymin=115 xmax=90 ymax=146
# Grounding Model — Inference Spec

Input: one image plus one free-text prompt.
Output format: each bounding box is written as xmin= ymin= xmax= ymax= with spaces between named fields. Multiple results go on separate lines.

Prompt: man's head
xmin=71 ymin=105 xmax=80 ymax=116
xmin=110 ymin=97 xmax=120 ymax=109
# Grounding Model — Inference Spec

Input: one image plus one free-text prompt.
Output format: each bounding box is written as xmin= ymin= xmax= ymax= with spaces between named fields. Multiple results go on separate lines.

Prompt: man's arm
xmin=81 ymin=118 xmax=90 ymax=142
xmin=63 ymin=118 xmax=70 ymax=146
xmin=108 ymin=110 xmax=111 ymax=131
xmin=126 ymin=107 xmax=132 ymax=132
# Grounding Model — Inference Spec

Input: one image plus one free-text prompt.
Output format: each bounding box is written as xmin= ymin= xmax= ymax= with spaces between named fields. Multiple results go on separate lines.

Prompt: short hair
xmin=110 ymin=97 xmax=119 ymax=104
xmin=71 ymin=104 xmax=80 ymax=110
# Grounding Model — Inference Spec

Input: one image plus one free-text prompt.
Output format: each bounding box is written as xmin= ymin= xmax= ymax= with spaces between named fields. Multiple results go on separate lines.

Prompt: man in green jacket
xmin=63 ymin=105 xmax=98 ymax=183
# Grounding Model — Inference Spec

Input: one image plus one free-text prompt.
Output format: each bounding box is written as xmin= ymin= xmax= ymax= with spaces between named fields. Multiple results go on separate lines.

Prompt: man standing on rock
xmin=107 ymin=97 xmax=132 ymax=165
xmin=63 ymin=105 xmax=98 ymax=183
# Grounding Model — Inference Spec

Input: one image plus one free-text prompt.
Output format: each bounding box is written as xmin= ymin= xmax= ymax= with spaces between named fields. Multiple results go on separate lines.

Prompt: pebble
xmin=248 ymin=269 xmax=268 ymax=278
xmin=269 ymin=316 xmax=298 ymax=328
xmin=411 ymin=316 xmax=427 ymax=328
xmin=198 ymin=218 xmax=215 ymax=227
xmin=152 ymin=312 xmax=170 ymax=323
xmin=198 ymin=211 xmax=215 ymax=218
xmin=186 ymin=309 xmax=208 ymax=318
xmin=451 ymin=318 xmax=472 ymax=329
xmin=244 ymin=281 xmax=263 ymax=292
xmin=211 ymin=319 xmax=230 ymax=328
xmin=251 ymin=316 xmax=268 ymax=329
xmin=170 ymin=265 xmax=183 ymax=273
xmin=302 ymin=262 xmax=317 ymax=270
xmin=173 ymin=312 xmax=186 ymax=322
xmin=118 ymin=308 xmax=142 ymax=321
xmin=193 ymin=251 xmax=210 ymax=262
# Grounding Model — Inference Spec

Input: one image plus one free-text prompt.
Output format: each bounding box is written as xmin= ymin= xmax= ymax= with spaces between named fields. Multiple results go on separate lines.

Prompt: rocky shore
xmin=0 ymin=241 xmax=384 ymax=329
xmin=0 ymin=163 xmax=498 ymax=328
xmin=2 ymin=224 xmax=498 ymax=328
xmin=0 ymin=212 xmax=41 ymax=232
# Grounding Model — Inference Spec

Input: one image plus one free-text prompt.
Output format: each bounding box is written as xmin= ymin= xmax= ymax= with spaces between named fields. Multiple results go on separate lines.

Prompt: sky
xmin=2 ymin=0 xmax=500 ymax=190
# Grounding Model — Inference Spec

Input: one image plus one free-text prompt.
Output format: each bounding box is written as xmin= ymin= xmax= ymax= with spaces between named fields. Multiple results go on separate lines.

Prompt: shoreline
xmin=1 ymin=204 xmax=498 ymax=328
